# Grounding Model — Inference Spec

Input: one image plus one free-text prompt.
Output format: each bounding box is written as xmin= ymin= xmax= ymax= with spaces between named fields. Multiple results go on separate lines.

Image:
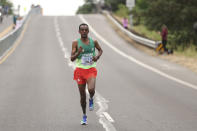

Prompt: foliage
xmin=76 ymin=0 xmax=126 ymax=14
xmin=131 ymin=0 xmax=149 ymax=25
xmin=133 ymin=24 xmax=161 ymax=41
xmin=76 ymin=3 xmax=96 ymax=14
xmin=132 ymin=0 xmax=197 ymax=50
xmin=115 ymin=4 xmax=129 ymax=18
xmin=0 ymin=0 xmax=13 ymax=7
xmin=104 ymin=0 xmax=126 ymax=11
xmin=76 ymin=0 xmax=97 ymax=14
xmin=0 ymin=0 xmax=13 ymax=14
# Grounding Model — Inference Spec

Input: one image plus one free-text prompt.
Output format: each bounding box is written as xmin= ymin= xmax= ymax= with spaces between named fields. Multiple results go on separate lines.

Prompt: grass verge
xmin=106 ymin=13 xmax=197 ymax=74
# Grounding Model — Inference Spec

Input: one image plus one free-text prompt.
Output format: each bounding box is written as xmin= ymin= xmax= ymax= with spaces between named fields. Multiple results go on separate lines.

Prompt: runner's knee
xmin=88 ymin=88 xmax=95 ymax=94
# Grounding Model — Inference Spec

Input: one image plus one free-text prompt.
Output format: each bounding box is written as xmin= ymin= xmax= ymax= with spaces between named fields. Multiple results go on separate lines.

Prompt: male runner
xmin=71 ymin=23 xmax=103 ymax=125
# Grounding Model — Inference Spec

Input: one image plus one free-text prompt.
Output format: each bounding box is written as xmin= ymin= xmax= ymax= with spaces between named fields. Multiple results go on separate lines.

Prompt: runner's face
xmin=79 ymin=25 xmax=89 ymax=38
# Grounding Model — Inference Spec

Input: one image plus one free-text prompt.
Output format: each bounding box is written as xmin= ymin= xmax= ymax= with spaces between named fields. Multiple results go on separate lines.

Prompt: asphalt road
xmin=0 ymin=13 xmax=197 ymax=131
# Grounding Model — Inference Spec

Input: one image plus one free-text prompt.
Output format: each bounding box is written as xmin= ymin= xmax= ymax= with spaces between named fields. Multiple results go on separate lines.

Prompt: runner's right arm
xmin=70 ymin=41 xmax=83 ymax=62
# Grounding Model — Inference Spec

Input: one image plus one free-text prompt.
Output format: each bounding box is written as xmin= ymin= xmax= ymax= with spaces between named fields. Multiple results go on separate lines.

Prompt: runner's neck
xmin=80 ymin=38 xmax=89 ymax=45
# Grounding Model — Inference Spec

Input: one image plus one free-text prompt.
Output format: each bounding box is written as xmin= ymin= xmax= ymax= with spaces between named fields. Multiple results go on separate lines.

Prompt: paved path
xmin=0 ymin=14 xmax=197 ymax=131
xmin=0 ymin=16 xmax=13 ymax=38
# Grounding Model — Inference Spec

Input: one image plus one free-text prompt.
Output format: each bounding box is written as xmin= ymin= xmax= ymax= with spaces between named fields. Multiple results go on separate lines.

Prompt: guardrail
xmin=0 ymin=11 xmax=32 ymax=60
xmin=102 ymin=11 xmax=160 ymax=49
xmin=0 ymin=7 xmax=43 ymax=62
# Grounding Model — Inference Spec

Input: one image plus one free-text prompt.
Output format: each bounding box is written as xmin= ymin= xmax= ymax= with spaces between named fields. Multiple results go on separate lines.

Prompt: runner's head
xmin=79 ymin=23 xmax=89 ymax=38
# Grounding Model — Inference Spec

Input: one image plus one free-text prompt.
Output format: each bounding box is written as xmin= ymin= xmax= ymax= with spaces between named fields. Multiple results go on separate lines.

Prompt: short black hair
xmin=79 ymin=23 xmax=88 ymax=30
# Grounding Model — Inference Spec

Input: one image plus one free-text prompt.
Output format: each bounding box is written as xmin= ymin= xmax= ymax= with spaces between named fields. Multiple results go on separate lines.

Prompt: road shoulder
xmin=104 ymin=14 xmax=197 ymax=74
xmin=0 ymin=24 xmax=13 ymax=39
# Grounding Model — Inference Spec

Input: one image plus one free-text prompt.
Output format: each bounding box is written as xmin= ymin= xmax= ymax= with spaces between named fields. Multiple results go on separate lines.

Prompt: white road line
xmin=95 ymin=91 xmax=116 ymax=131
xmin=79 ymin=15 xmax=197 ymax=90
xmin=103 ymin=112 xmax=114 ymax=123
xmin=54 ymin=17 xmax=116 ymax=131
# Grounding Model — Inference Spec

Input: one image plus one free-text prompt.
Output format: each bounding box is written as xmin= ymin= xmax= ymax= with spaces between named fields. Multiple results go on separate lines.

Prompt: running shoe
xmin=81 ymin=115 xmax=87 ymax=125
xmin=89 ymin=98 xmax=94 ymax=111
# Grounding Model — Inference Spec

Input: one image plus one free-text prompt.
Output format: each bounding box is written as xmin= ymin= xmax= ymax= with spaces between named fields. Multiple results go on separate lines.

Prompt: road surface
xmin=0 ymin=13 xmax=197 ymax=131
xmin=0 ymin=16 xmax=13 ymax=35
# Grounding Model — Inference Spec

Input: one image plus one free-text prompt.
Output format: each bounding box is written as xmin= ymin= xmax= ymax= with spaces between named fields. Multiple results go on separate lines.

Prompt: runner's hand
xmin=78 ymin=46 xmax=83 ymax=54
xmin=92 ymin=56 xmax=99 ymax=62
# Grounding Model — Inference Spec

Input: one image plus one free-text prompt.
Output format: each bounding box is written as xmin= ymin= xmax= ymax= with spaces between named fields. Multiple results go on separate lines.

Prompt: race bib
xmin=81 ymin=53 xmax=93 ymax=65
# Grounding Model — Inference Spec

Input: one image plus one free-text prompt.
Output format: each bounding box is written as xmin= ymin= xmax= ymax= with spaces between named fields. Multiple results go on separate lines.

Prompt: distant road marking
xmin=54 ymin=17 xmax=116 ymax=131
xmin=0 ymin=18 xmax=31 ymax=64
xmin=0 ymin=24 xmax=13 ymax=38
xmin=79 ymin=15 xmax=197 ymax=90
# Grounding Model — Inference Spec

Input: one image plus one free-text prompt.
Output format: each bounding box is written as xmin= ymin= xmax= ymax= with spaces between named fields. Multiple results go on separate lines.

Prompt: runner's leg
xmin=78 ymin=84 xmax=86 ymax=115
xmin=87 ymin=77 xmax=96 ymax=111
xmin=87 ymin=77 xmax=96 ymax=99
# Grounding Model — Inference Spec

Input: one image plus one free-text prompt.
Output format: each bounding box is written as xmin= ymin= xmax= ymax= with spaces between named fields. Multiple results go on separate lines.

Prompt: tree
xmin=115 ymin=4 xmax=129 ymax=18
xmin=76 ymin=0 xmax=96 ymax=14
xmin=131 ymin=0 xmax=149 ymax=24
xmin=76 ymin=3 xmax=96 ymax=14
xmin=104 ymin=0 xmax=126 ymax=11
xmin=132 ymin=0 xmax=197 ymax=48
xmin=0 ymin=0 xmax=13 ymax=14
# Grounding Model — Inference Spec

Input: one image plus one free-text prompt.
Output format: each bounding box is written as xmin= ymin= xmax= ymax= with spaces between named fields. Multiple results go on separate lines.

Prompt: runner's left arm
xmin=93 ymin=40 xmax=103 ymax=62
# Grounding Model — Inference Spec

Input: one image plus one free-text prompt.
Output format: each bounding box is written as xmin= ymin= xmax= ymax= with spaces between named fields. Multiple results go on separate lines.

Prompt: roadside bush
xmin=76 ymin=3 xmax=96 ymax=14
xmin=115 ymin=4 xmax=129 ymax=18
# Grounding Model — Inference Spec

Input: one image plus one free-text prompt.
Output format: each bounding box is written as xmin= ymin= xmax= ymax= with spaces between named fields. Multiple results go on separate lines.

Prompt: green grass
xmin=132 ymin=24 xmax=161 ymax=41
xmin=131 ymin=21 xmax=197 ymax=58
xmin=112 ymin=14 xmax=197 ymax=58
xmin=112 ymin=14 xmax=161 ymax=41
xmin=175 ymin=44 xmax=197 ymax=58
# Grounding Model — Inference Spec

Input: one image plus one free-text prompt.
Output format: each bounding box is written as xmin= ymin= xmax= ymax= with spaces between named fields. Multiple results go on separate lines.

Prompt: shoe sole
xmin=81 ymin=122 xmax=88 ymax=125
xmin=89 ymin=107 xmax=94 ymax=111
